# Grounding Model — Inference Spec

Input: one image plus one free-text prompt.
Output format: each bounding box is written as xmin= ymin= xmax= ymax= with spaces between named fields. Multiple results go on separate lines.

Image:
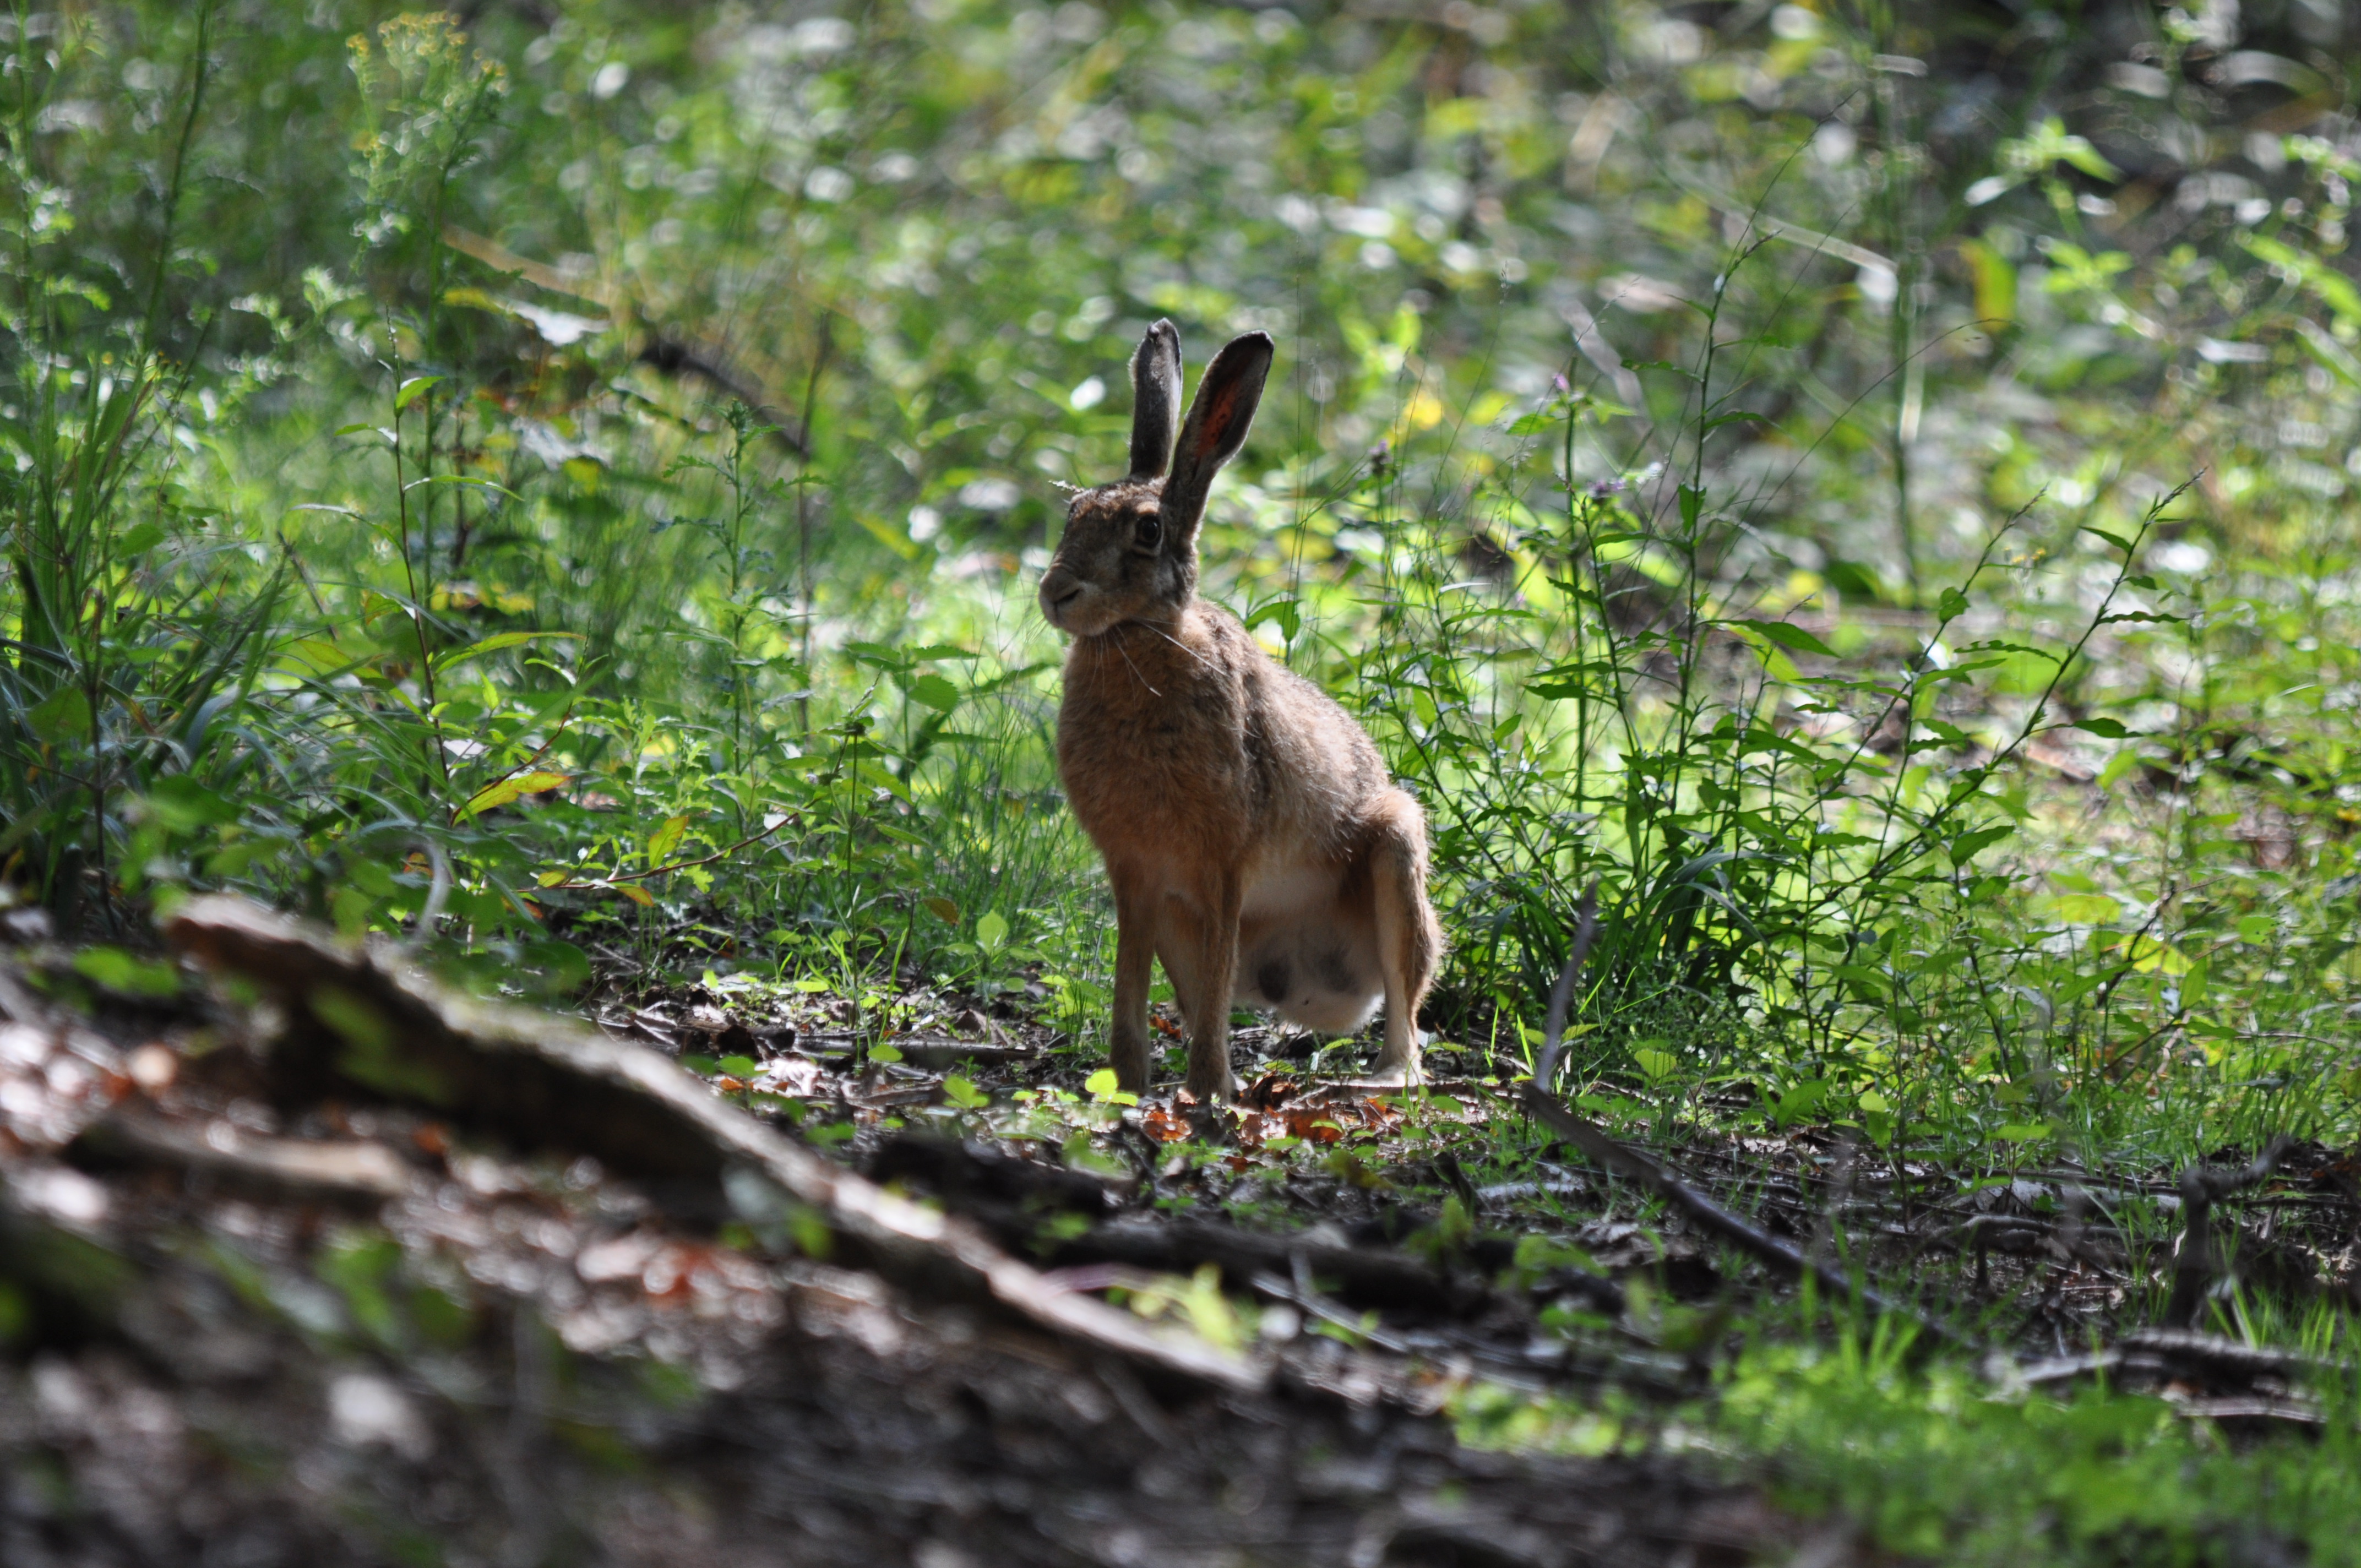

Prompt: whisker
xmin=1142 ymin=622 xmax=1221 ymax=677
xmin=1107 ymin=627 xmax=1161 ymax=696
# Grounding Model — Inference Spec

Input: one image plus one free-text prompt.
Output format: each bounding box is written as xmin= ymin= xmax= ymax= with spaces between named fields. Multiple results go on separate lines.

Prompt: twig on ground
xmin=1526 ymin=882 xmax=1972 ymax=1351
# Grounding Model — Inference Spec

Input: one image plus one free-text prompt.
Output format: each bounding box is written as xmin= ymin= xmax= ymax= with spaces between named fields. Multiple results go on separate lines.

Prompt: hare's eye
xmin=1134 ymin=513 xmax=1163 ymax=550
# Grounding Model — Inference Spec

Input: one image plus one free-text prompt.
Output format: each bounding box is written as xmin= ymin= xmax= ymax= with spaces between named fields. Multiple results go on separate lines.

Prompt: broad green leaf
xmin=646 ymin=813 xmax=690 ymax=867
xmin=1731 ymin=619 xmax=1836 ymax=657
xmin=905 ymin=672 xmax=962 ymax=714
xmin=2043 ymin=892 xmax=2123 ymax=924
xmin=1245 ymin=596 xmax=1302 ymax=641
xmin=524 ymin=939 xmax=591 ymax=992
xmin=943 ymin=1075 xmax=990 ymax=1109
xmin=25 ymin=686 xmax=92 ymax=744
xmin=433 ymin=630 xmax=576 ymax=673
xmin=459 ymin=770 xmax=571 ymax=818
xmin=147 ymin=775 xmax=240 ymax=831
xmin=73 ymin=946 xmax=180 ymax=999
xmin=394 ymin=374 xmax=444 ymax=411
xmin=1082 ymin=1068 xmax=1138 ymax=1106
xmin=976 ymin=910 xmax=1009 ymax=949
xmin=1948 ymin=825 xmax=2015 ymax=865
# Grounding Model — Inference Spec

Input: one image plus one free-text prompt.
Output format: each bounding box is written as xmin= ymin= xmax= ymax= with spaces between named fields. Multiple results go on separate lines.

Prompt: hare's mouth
xmin=1040 ymin=579 xmax=1109 ymax=635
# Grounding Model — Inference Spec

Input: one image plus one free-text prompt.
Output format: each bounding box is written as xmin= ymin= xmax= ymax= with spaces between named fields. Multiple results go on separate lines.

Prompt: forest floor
xmin=0 ymin=899 xmax=2339 ymax=1567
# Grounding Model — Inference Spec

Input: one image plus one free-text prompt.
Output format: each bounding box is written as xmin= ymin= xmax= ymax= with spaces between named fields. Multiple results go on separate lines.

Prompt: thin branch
xmin=1528 ymin=880 xmax=1971 ymax=1349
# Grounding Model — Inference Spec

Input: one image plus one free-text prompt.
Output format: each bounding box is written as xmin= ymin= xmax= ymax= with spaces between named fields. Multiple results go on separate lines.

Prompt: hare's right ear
xmin=1159 ymin=331 xmax=1273 ymax=542
xmin=1127 ymin=319 xmax=1183 ymax=480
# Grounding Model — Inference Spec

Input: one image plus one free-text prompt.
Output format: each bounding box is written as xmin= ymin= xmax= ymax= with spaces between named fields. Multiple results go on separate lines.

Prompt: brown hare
xmin=1037 ymin=319 xmax=1444 ymax=1103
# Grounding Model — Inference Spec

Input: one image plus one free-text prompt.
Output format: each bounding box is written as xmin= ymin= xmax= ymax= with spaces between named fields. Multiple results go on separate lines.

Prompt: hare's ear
xmin=1127 ymin=319 xmax=1183 ymax=480
xmin=1159 ymin=331 xmax=1273 ymax=542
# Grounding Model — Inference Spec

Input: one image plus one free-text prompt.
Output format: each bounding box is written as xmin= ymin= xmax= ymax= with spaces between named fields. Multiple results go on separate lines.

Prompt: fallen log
xmin=163 ymin=895 xmax=1261 ymax=1391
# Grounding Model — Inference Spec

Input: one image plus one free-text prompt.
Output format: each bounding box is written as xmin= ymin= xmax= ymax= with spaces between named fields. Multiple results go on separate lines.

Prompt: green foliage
xmin=15 ymin=1 xmax=2361 ymax=1550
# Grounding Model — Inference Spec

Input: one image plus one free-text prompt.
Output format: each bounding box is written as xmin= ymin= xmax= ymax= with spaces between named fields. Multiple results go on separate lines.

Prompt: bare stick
xmin=1525 ymin=881 xmax=1969 ymax=1349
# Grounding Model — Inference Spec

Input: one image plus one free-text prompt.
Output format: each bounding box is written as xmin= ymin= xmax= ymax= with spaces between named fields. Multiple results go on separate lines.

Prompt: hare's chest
xmin=1056 ymin=643 xmax=1253 ymax=848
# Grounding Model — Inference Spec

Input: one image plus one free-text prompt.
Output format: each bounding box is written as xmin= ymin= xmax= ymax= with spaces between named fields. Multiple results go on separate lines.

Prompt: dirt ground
xmin=0 ymin=901 xmax=1837 ymax=1568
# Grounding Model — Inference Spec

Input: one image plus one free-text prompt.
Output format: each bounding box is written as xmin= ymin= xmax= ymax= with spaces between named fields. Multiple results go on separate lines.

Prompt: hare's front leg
xmin=1165 ymin=870 xmax=1244 ymax=1103
xmin=1106 ymin=867 xmax=1160 ymax=1095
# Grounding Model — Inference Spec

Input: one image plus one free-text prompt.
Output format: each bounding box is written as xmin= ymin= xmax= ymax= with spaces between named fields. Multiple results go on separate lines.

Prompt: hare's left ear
xmin=1127 ymin=320 xmax=1183 ymax=480
xmin=1159 ymin=331 xmax=1272 ymax=543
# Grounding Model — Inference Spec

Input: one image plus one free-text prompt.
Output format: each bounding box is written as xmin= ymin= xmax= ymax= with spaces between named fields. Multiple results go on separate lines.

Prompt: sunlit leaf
xmin=459 ymin=770 xmax=571 ymax=817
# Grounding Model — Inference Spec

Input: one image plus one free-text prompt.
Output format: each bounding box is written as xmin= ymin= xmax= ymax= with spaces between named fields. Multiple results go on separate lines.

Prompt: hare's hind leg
xmin=1367 ymin=791 xmax=1441 ymax=1082
xmin=1107 ymin=865 xmax=1160 ymax=1095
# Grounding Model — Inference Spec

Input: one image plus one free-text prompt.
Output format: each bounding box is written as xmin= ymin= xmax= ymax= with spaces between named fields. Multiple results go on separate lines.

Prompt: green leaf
xmin=459 ymin=770 xmax=570 ymax=818
xmin=869 ymin=1043 xmax=905 ymax=1064
xmin=24 ymin=686 xmax=92 ymax=744
xmin=1731 ymin=619 xmax=1837 ymax=657
xmin=1934 ymin=586 xmax=1971 ymax=621
xmin=1631 ymin=1044 xmax=1679 ymax=1082
xmin=146 ymin=775 xmax=239 ymax=831
xmin=2059 ymin=140 xmax=2120 ymax=181
xmin=645 ymin=813 xmax=690 ymax=867
xmin=1678 ymin=484 xmax=1704 ymax=531
xmin=904 ymin=672 xmax=962 ymax=714
xmin=2070 ymin=717 xmax=2134 ymax=739
xmin=2043 ymin=892 xmax=2124 ymax=924
xmin=718 ymin=1054 xmax=763 ymax=1078
xmin=432 ymin=630 xmax=576 ymax=674
xmin=943 ymin=1074 xmax=990 ymax=1109
xmin=1994 ymin=1121 xmax=2055 ymax=1143
xmin=2081 ymin=526 xmax=2135 ymax=554
xmin=73 ymin=946 xmax=180 ymax=999
xmin=1774 ymin=1079 xmax=1829 ymax=1125
xmin=1083 ymin=1068 xmax=1138 ymax=1106
xmin=1949 ymin=825 xmax=2015 ymax=865
xmin=976 ymin=910 xmax=1009 ymax=950
xmin=1244 ymin=596 xmax=1302 ymax=641
xmin=394 ymin=374 xmax=444 ymax=411
xmin=523 ymin=939 xmax=591 ymax=993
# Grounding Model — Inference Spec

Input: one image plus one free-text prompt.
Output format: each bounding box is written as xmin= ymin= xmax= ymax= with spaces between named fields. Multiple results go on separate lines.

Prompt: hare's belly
xmin=1233 ymin=862 xmax=1381 ymax=1033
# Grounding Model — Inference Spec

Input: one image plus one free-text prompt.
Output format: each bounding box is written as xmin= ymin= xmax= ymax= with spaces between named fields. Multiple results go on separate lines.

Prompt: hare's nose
xmin=1040 ymin=571 xmax=1082 ymax=613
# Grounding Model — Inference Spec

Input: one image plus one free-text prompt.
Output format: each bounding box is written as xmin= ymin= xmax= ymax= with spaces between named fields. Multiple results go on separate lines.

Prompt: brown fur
xmin=1037 ymin=322 xmax=1444 ymax=1101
